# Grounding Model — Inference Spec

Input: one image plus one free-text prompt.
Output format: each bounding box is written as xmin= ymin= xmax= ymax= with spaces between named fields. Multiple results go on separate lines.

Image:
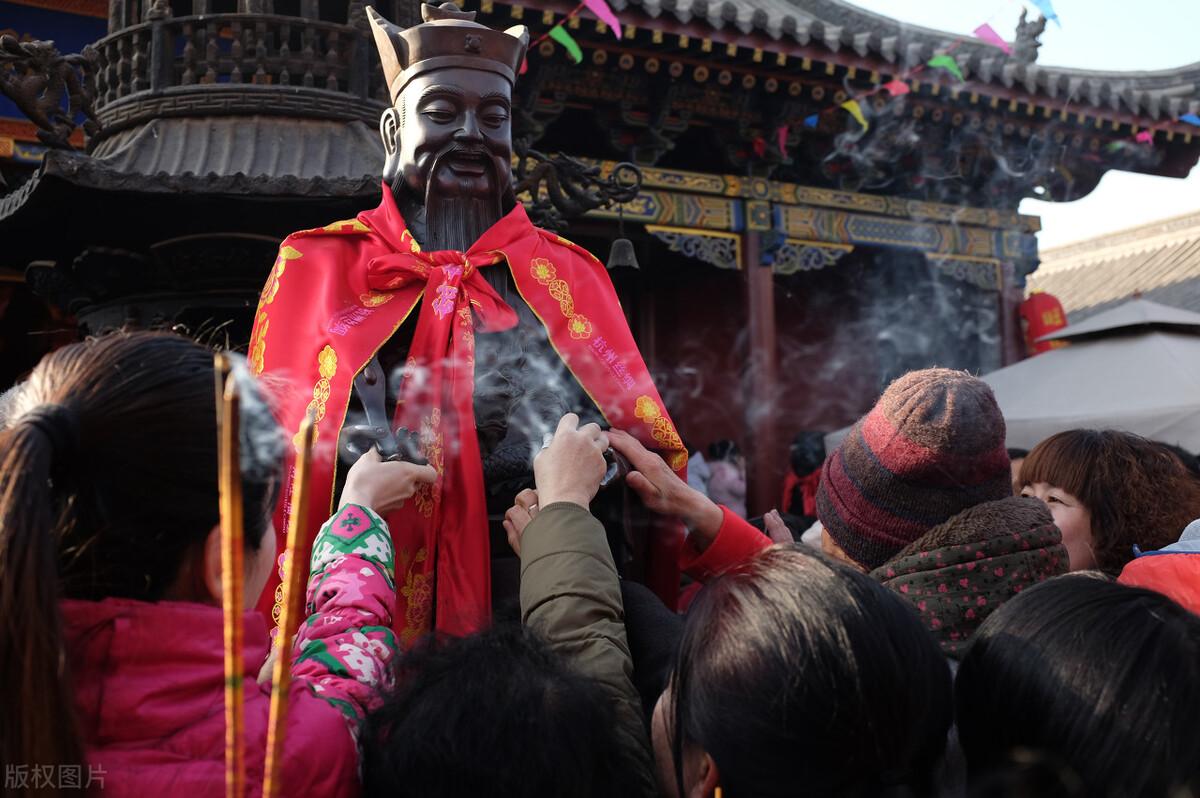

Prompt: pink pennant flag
xmin=519 ymin=56 xmax=528 ymax=75
xmin=973 ymin=23 xmax=1012 ymax=55
xmin=583 ymin=0 xmax=623 ymax=40
xmin=776 ymin=125 xmax=789 ymax=157
xmin=1135 ymin=130 xmax=1154 ymax=144
xmin=882 ymin=80 xmax=911 ymax=96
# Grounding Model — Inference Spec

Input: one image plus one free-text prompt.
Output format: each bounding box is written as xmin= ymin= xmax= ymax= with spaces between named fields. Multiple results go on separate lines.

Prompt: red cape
xmin=250 ymin=187 xmax=687 ymax=640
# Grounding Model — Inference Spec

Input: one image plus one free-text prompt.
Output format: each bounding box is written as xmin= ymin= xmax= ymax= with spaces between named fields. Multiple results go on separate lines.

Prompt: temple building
xmin=3 ymin=0 xmax=1199 ymax=512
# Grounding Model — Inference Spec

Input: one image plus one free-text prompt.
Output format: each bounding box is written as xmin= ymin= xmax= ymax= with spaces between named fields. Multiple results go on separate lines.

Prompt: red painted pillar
xmin=741 ymin=231 xmax=781 ymax=517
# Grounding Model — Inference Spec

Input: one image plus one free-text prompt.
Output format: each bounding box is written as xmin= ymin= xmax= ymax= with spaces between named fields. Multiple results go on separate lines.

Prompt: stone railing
xmin=91 ymin=13 xmax=386 ymax=136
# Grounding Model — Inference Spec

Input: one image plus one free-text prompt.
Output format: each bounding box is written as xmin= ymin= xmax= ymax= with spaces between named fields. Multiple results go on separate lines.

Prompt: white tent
xmin=982 ymin=299 xmax=1200 ymax=451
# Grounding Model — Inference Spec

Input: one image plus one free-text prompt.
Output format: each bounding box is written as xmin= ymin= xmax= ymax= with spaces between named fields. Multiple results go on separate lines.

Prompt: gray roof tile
xmin=605 ymin=0 xmax=1200 ymax=119
xmin=1028 ymin=210 xmax=1200 ymax=320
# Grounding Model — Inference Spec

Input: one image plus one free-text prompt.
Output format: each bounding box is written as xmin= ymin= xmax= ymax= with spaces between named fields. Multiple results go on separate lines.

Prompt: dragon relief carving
xmin=0 ymin=34 xmax=100 ymax=149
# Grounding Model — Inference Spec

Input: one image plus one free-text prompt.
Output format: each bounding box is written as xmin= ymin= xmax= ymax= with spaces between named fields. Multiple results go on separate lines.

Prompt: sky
xmin=848 ymin=0 xmax=1200 ymax=249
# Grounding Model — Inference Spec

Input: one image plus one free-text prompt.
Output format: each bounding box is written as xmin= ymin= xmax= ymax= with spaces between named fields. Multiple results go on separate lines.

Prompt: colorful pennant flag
xmin=752 ymin=137 xmax=767 ymax=158
xmin=973 ymin=23 xmax=1012 ymax=54
xmin=804 ymin=114 xmax=820 ymax=128
xmin=841 ymin=99 xmax=869 ymax=132
xmin=583 ymin=0 xmax=623 ymax=40
xmin=882 ymin=79 xmax=911 ymax=96
xmin=1181 ymin=113 xmax=1200 ymax=126
xmin=1135 ymin=130 xmax=1154 ymax=144
xmin=927 ymin=54 xmax=964 ymax=81
xmin=776 ymin=125 xmax=789 ymax=157
xmin=1029 ymin=0 xmax=1061 ymax=28
xmin=548 ymin=25 xmax=583 ymax=64
xmin=519 ymin=57 xmax=528 ymax=75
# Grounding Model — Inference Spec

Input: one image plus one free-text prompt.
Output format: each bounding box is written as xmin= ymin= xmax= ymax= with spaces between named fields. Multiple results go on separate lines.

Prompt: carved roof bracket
xmin=610 ymin=78 xmax=690 ymax=166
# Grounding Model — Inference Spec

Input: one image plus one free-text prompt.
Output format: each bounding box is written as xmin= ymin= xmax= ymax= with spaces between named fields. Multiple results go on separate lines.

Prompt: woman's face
xmin=246 ymin=518 xmax=277 ymax=610
xmin=1021 ymin=482 xmax=1095 ymax=569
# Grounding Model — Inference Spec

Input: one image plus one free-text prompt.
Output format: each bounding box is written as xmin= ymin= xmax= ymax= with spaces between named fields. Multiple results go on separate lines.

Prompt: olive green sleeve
xmin=519 ymin=502 xmax=660 ymax=798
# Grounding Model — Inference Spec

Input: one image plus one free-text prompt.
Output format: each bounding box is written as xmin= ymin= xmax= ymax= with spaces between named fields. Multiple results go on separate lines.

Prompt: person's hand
xmin=608 ymin=429 xmax=725 ymax=551
xmin=338 ymin=447 xmax=439 ymax=517
xmin=503 ymin=488 xmax=540 ymax=557
xmin=764 ymin=509 xmax=792 ymax=545
xmin=257 ymin=645 xmax=279 ymax=686
xmin=533 ymin=413 xmax=609 ymax=509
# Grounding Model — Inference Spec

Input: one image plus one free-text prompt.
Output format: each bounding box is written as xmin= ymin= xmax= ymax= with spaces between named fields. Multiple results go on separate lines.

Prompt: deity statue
xmin=249 ymin=2 xmax=686 ymax=643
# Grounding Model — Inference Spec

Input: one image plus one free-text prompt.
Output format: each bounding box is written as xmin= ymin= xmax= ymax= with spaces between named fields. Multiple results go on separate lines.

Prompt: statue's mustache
xmin=435 ymin=143 xmax=492 ymax=161
xmin=425 ymin=145 xmax=499 ymax=193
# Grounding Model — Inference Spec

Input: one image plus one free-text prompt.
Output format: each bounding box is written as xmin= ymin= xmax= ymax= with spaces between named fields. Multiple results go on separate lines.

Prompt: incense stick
xmin=262 ymin=413 xmax=316 ymax=798
xmin=215 ymin=354 xmax=246 ymax=798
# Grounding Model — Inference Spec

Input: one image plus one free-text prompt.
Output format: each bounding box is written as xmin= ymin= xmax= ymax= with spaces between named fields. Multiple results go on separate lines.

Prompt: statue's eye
xmin=478 ymin=102 xmax=510 ymax=129
xmin=421 ymin=103 xmax=457 ymax=123
xmin=481 ymin=111 xmax=508 ymax=128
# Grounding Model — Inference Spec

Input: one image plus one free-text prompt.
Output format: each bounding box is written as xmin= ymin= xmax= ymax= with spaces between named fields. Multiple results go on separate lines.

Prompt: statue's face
xmin=391 ymin=68 xmax=514 ymax=204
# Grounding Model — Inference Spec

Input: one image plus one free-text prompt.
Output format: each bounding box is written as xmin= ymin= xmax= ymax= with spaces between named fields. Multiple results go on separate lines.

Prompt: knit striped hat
xmin=816 ymin=368 xmax=1011 ymax=571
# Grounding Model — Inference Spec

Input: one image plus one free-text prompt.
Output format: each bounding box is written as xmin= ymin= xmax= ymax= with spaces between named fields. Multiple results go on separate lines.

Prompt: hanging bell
xmin=606 ymin=237 xmax=640 ymax=270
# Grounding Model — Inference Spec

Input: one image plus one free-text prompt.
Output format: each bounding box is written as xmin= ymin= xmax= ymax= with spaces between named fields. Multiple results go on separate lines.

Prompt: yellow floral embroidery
xmin=249 ymin=314 xmax=269 ymax=375
xmin=359 ymin=291 xmax=395 ymax=308
xmin=529 ymin=257 xmax=592 ymax=340
xmin=412 ymin=408 xmax=444 ymax=519
xmin=400 ymin=228 xmax=421 ymax=254
xmin=398 ymin=547 xmax=431 ymax=646
xmin=293 ymin=345 xmax=337 ymax=452
xmin=321 ymin=218 xmax=371 ymax=233
xmin=249 ymin=244 xmax=303 ymax=374
xmin=263 ymin=245 xmax=301 ymax=304
xmin=634 ymin=395 xmax=688 ymax=471
xmin=458 ymin=306 xmax=475 ymax=357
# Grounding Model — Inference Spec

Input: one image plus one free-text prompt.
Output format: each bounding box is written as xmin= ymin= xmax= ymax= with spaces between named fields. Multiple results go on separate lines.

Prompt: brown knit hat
xmin=816 ymin=368 xmax=1011 ymax=571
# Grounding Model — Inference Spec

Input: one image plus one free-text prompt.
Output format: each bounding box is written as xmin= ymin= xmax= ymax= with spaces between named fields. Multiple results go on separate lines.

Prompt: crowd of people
xmin=2 ymin=331 xmax=1200 ymax=797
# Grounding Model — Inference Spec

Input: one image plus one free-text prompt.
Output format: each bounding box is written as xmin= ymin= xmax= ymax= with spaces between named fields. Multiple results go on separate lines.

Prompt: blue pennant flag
xmin=803 ymin=114 xmax=820 ymax=128
xmin=1029 ymin=0 xmax=1061 ymax=27
xmin=1181 ymin=113 xmax=1200 ymax=126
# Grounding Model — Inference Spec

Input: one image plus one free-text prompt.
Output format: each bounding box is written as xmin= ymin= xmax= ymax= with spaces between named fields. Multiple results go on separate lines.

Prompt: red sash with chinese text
xmin=250 ymin=185 xmax=687 ymax=642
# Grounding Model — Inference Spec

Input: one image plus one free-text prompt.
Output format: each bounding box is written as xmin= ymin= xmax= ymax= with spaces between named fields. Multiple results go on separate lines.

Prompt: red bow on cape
xmin=250 ymin=186 xmax=688 ymax=642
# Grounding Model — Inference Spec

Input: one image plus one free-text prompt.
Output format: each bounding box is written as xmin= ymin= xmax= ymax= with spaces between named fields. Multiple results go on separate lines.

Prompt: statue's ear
xmin=380 ymin=106 xmax=400 ymax=157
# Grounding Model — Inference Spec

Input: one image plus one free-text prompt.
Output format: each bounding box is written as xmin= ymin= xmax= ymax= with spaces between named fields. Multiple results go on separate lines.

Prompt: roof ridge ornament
xmin=1012 ymin=9 xmax=1045 ymax=65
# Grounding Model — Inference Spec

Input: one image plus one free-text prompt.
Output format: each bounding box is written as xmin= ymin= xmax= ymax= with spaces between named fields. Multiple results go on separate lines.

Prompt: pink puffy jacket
xmin=63 ymin=504 xmax=397 ymax=798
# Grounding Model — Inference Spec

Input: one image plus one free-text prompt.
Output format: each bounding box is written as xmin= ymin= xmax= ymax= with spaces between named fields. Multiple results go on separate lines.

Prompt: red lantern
xmin=1019 ymin=291 xmax=1069 ymax=355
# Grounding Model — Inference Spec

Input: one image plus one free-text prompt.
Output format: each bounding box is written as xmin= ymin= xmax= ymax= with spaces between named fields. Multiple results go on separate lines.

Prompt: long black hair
xmin=0 ymin=331 xmax=281 ymax=777
xmin=956 ymin=575 xmax=1200 ymax=796
xmin=667 ymin=545 xmax=953 ymax=797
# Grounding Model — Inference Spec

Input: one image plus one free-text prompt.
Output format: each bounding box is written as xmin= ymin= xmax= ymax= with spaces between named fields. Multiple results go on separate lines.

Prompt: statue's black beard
xmin=390 ymin=150 xmax=506 ymax=252
xmin=424 ymin=192 xmax=501 ymax=252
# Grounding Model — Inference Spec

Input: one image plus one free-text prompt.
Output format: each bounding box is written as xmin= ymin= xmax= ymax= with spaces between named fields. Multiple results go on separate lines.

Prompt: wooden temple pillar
xmin=998 ymin=263 xmax=1026 ymax=366
xmin=741 ymin=229 xmax=783 ymax=518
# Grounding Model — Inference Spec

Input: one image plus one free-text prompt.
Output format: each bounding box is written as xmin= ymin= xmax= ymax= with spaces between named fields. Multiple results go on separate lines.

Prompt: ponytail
xmin=0 ymin=331 xmax=283 ymax=782
xmin=0 ymin=408 xmax=85 ymax=779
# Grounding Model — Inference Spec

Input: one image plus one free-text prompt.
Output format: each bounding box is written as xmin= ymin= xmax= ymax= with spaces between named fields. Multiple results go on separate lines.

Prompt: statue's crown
xmin=367 ymin=3 xmax=529 ymax=102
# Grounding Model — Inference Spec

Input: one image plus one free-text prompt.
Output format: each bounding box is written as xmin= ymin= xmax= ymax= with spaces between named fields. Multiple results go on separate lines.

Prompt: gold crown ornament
xmin=366 ymin=2 xmax=530 ymax=103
